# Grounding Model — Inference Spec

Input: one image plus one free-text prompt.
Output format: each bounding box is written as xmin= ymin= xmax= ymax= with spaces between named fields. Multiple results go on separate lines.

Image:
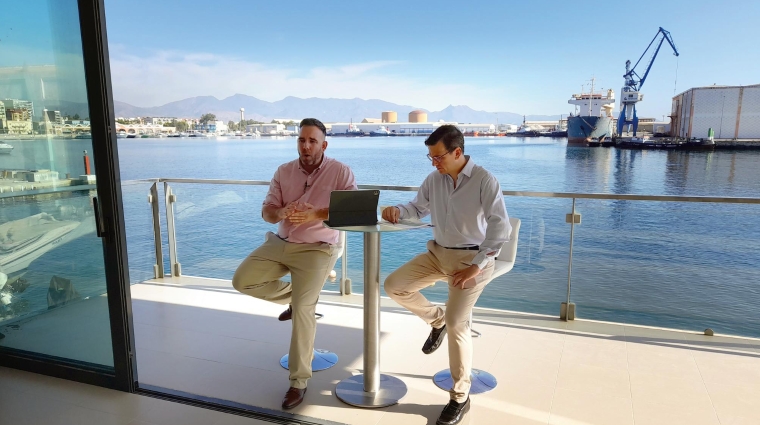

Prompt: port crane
xmin=617 ymin=27 xmax=679 ymax=136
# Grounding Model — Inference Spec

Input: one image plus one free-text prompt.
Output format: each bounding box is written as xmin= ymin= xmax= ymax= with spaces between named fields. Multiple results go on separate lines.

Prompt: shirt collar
xmin=460 ymin=155 xmax=475 ymax=177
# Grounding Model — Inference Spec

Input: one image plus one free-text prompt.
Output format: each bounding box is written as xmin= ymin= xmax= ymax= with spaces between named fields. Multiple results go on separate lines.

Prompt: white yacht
xmin=0 ymin=213 xmax=85 ymax=279
xmin=369 ymin=126 xmax=392 ymax=137
xmin=0 ymin=143 xmax=13 ymax=154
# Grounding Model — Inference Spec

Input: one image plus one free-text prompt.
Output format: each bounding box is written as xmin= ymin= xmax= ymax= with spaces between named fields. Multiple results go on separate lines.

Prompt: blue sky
xmin=7 ymin=0 xmax=760 ymax=117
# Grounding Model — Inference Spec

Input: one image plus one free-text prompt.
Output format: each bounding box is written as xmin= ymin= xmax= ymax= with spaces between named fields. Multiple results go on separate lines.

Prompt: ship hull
xmin=567 ymin=116 xmax=613 ymax=146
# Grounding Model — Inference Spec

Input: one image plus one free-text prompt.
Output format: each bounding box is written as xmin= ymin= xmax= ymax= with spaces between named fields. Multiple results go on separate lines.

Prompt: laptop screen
xmin=327 ymin=190 xmax=379 ymax=227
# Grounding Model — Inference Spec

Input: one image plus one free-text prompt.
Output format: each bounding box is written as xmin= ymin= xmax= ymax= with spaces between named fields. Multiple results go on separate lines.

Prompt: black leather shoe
xmin=422 ymin=324 xmax=447 ymax=354
xmin=436 ymin=397 xmax=470 ymax=425
xmin=282 ymin=386 xmax=306 ymax=409
xmin=278 ymin=305 xmax=292 ymax=321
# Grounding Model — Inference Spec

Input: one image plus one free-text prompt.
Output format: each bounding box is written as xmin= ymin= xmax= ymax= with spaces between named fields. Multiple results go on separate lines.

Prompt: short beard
xmin=300 ymin=152 xmax=322 ymax=166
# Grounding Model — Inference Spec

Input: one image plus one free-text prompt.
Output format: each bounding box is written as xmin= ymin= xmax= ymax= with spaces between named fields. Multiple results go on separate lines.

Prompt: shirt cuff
xmin=470 ymin=253 xmax=491 ymax=270
xmin=393 ymin=204 xmax=407 ymax=220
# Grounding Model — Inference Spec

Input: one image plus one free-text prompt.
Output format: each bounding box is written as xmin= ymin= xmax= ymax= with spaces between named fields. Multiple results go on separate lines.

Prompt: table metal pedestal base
xmin=433 ymin=368 xmax=497 ymax=394
xmin=280 ymin=349 xmax=338 ymax=371
xmin=335 ymin=374 xmax=407 ymax=408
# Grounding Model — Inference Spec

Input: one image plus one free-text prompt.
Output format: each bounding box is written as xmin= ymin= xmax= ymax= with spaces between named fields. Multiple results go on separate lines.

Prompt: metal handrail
xmin=138 ymin=177 xmax=760 ymax=323
xmin=128 ymin=178 xmax=760 ymax=205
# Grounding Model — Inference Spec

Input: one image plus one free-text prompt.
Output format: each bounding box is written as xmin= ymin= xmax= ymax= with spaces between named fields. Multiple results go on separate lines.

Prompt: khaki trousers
xmin=384 ymin=240 xmax=495 ymax=402
xmin=232 ymin=232 xmax=338 ymax=389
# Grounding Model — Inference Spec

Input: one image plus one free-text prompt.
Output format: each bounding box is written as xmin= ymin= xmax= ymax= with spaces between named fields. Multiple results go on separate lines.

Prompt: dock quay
xmin=713 ymin=139 xmax=760 ymax=149
xmin=0 ymin=169 xmax=96 ymax=196
xmin=609 ymin=137 xmax=760 ymax=150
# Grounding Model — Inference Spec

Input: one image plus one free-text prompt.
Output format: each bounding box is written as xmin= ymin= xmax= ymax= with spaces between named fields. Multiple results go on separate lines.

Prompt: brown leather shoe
xmin=282 ymin=386 xmax=306 ymax=409
xmin=278 ymin=305 xmax=292 ymax=321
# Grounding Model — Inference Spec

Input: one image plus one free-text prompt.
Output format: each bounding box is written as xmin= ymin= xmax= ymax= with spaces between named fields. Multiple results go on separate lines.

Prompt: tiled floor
xmin=3 ymin=274 xmax=760 ymax=425
xmin=0 ymin=365 xmax=271 ymax=425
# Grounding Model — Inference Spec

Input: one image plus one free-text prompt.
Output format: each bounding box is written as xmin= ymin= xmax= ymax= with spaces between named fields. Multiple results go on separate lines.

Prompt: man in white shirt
xmin=382 ymin=125 xmax=510 ymax=425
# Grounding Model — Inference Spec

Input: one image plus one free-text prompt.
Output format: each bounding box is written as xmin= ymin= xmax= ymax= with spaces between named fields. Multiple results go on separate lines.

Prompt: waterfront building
xmin=144 ymin=117 xmax=175 ymax=125
xmin=671 ymin=83 xmax=760 ymax=139
xmin=197 ymin=120 xmax=228 ymax=133
xmin=43 ymin=109 xmax=64 ymax=125
xmin=1 ymin=99 xmax=35 ymax=118
xmin=246 ymin=122 xmax=284 ymax=134
xmin=329 ymin=120 xmax=496 ymax=135
xmin=5 ymin=107 xmax=33 ymax=134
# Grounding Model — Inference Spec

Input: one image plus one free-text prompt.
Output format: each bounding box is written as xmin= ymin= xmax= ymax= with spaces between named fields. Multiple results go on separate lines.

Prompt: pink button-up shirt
xmin=263 ymin=156 xmax=357 ymax=244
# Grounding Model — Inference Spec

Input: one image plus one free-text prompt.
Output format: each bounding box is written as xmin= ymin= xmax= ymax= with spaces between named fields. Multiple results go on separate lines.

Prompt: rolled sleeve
xmin=263 ymin=168 xmax=283 ymax=208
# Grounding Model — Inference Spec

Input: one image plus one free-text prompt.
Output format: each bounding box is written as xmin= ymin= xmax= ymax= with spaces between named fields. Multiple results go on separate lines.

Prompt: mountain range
xmin=114 ymin=95 xmax=562 ymax=124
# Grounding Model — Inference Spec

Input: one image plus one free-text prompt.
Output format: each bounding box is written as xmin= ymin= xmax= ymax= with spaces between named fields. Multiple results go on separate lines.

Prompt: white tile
xmin=560 ymin=341 xmax=629 ymax=370
xmin=629 ymin=371 xmax=711 ymax=407
xmin=487 ymin=349 xmax=561 ymax=388
xmin=555 ymin=361 xmax=631 ymax=399
xmin=693 ymin=351 xmax=760 ymax=388
xmin=54 ymin=404 xmax=134 ymax=425
xmin=626 ymin=347 xmax=703 ymax=381
xmin=705 ymin=381 xmax=760 ymax=424
xmin=469 ymin=381 xmax=554 ymax=425
xmin=2 ymin=394 xmax=82 ymax=425
xmin=631 ymin=399 xmax=720 ymax=425
xmin=134 ymin=398 xmax=232 ymax=425
xmin=549 ymin=387 xmax=634 ymax=425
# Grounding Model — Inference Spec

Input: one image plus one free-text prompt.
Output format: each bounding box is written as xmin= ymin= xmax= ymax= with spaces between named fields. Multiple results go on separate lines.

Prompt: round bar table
xmin=324 ymin=222 xmax=427 ymax=408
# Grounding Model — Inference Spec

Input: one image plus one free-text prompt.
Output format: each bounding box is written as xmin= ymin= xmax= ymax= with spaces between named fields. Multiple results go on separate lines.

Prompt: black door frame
xmin=0 ymin=0 xmax=136 ymax=393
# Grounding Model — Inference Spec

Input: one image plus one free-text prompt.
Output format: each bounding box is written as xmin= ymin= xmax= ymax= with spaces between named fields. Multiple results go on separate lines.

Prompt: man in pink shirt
xmin=232 ymin=118 xmax=356 ymax=409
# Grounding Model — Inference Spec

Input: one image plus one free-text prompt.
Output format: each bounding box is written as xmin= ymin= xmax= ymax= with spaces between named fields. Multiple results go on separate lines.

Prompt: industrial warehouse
xmin=671 ymin=83 xmax=760 ymax=140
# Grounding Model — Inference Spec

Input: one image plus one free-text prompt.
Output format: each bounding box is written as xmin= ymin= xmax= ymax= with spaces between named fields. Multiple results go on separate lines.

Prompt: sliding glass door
xmin=0 ymin=0 xmax=134 ymax=389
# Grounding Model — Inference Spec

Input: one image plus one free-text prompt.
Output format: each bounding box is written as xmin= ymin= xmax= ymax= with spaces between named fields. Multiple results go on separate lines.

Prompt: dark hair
xmin=299 ymin=118 xmax=327 ymax=136
xmin=424 ymin=124 xmax=464 ymax=154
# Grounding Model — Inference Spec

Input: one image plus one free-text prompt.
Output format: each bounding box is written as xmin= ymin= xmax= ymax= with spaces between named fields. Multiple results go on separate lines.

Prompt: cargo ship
xmin=567 ymin=78 xmax=615 ymax=146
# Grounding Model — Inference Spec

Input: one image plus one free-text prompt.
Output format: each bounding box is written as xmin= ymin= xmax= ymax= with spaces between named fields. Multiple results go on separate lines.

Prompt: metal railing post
xmin=562 ymin=197 xmax=579 ymax=320
xmin=149 ymin=182 xmax=164 ymax=278
xmin=340 ymin=230 xmax=352 ymax=295
xmin=164 ymin=182 xmax=181 ymax=276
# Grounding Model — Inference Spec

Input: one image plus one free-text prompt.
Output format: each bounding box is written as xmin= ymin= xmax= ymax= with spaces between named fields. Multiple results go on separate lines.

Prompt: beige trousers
xmin=232 ymin=232 xmax=338 ymax=389
xmin=384 ymin=240 xmax=495 ymax=402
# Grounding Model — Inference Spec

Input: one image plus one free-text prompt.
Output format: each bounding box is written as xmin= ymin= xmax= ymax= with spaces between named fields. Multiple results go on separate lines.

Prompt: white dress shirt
xmin=396 ymin=156 xmax=511 ymax=269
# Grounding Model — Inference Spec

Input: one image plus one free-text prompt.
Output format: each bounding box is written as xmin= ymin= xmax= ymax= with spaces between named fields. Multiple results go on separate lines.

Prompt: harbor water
xmin=2 ymin=136 xmax=760 ymax=337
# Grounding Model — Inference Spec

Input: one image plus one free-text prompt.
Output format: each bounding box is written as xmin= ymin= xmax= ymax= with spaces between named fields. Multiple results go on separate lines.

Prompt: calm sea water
xmin=2 ymin=136 xmax=760 ymax=337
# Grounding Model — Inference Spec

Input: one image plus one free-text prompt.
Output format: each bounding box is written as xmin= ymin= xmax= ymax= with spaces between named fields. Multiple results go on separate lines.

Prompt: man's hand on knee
xmin=452 ymin=265 xmax=481 ymax=289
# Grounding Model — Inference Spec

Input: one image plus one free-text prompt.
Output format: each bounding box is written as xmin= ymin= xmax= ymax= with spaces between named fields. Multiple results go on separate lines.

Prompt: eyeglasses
xmin=426 ymin=150 xmax=454 ymax=163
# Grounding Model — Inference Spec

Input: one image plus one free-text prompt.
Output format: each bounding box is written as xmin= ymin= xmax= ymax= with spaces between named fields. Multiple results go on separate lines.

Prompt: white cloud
xmin=108 ymin=48 xmax=508 ymax=111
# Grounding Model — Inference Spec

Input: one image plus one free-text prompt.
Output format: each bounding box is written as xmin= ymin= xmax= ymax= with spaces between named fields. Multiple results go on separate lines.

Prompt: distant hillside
xmin=114 ymin=95 xmax=562 ymax=124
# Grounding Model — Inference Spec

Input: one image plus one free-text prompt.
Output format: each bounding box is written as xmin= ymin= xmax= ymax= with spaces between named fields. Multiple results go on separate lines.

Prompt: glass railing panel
xmin=170 ymin=183 xmax=268 ymax=280
xmin=571 ymin=198 xmax=760 ymax=337
xmin=121 ymin=180 xmax=159 ymax=284
xmin=346 ymin=190 xmax=572 ymax=317
xmin=166 ymin=183 xmax=345 ymax=291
